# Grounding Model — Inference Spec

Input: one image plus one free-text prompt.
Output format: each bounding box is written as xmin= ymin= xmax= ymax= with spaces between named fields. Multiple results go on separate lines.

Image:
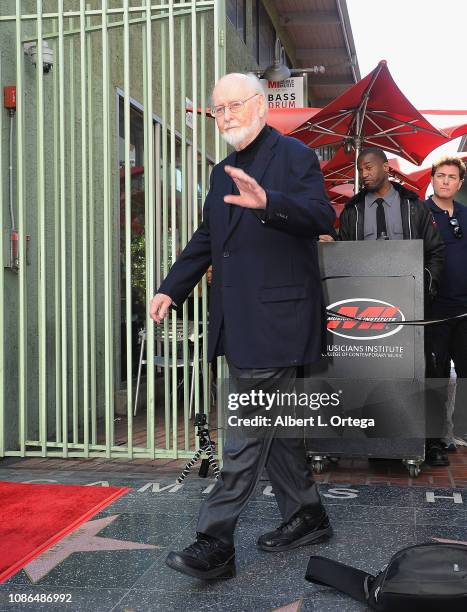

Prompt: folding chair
xmin=133 ymin=322 xmax=203 ymax=417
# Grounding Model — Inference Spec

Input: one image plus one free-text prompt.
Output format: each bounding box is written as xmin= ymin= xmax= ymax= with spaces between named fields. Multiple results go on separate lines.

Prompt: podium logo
xmin=327 ymin=298 xmax=405 ymax=340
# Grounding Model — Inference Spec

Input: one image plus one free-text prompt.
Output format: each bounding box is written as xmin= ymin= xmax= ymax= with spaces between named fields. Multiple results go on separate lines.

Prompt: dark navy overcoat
xmin=158 ymin=128 xmax=335 ymax=368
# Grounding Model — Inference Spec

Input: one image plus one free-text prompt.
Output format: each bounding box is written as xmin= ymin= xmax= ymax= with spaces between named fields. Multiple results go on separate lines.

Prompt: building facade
xmin=0 ymin=1 xmax=358 ymax=460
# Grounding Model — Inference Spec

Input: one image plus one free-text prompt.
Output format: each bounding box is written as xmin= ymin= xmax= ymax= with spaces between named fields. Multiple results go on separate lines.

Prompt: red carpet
xmin=0 ymin=481 xmax=129 ymax=583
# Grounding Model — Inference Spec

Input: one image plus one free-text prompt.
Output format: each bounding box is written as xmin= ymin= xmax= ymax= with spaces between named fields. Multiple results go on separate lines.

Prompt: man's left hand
xmin=223 ymin=165 xmax=267 ymax=209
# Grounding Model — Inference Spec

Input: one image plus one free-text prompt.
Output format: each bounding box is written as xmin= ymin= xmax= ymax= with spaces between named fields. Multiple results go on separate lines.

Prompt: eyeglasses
xmin=210 ymin=93 xmax=259 ymax=118
xmin=449 ymin=217 xmax=463 ymax=240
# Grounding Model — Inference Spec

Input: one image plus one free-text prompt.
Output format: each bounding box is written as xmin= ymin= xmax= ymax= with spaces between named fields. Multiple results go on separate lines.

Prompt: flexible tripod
xmin=176 ymin=413 xmax=220 ymax=484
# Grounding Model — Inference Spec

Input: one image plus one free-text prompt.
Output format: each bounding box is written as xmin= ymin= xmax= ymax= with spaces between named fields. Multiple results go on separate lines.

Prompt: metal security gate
xmin=0 ymin=1 xmax=226 ymax=459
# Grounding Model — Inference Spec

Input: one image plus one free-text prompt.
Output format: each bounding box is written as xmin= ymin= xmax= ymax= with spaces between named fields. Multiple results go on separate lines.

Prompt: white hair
xmin=210 ymin=72 xmax=266 ymax=105
xmin=243 ymin=73 xmax=267 ymax=98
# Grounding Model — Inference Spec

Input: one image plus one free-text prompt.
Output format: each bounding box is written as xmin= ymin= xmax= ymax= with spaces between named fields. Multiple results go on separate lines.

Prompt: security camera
xmin=23 ymin=41 xmax=54 ymax=73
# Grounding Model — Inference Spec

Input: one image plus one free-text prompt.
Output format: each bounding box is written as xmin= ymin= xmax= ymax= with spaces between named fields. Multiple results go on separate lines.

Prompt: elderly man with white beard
xmin=149 ymin=73 xmax=336 ymax=579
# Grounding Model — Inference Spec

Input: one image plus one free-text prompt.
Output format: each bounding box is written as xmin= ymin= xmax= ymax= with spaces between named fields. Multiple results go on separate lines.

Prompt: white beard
xmin=221 ymin=116 xmax=261 ymax=149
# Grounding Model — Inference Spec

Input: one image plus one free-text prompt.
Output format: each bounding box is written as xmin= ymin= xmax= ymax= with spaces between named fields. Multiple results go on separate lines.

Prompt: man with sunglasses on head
xmin=149 ymin=73 xmax=335 ymax=579
xmin=425 ymin=156 xmax=466 ymax=464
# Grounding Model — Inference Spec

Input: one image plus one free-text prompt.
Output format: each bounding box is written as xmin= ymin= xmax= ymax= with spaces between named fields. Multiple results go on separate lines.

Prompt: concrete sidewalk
xmin=0 ymin=459 xmax=466 ymax=611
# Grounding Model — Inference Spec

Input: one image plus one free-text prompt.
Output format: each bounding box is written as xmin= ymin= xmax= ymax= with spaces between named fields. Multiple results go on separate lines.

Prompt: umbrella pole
xmin=353 ymin=108 xmax=362 ymax=193
xmin=354 ymin=141 xmax=360 ymax=194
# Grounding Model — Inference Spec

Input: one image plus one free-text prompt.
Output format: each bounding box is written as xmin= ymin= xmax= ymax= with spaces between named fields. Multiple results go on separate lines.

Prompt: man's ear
xmin=258 ymin=95 xmax=267 ymax=118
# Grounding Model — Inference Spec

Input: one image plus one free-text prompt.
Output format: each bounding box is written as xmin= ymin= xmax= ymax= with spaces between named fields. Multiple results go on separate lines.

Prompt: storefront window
xmin=118 ymin=99 xmax=146 ymax=320
xmin=118 ymin=96 xmax=214 ymax=381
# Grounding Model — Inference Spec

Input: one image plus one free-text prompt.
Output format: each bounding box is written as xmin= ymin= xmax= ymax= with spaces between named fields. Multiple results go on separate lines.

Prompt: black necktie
xmin=375 ymin=198 xmax=387 ymax=238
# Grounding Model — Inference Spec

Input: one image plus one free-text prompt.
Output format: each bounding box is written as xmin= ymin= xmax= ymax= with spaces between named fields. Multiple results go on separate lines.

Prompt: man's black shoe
xmin=257 ymin=510 xmax=332 ymax=552
xmin=165 ymin=534 xmax=236 ymax=579
xmin=425 ymin=440 xmax=450 ymax=466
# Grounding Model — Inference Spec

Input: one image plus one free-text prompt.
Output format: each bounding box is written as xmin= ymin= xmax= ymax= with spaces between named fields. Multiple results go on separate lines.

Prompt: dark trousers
xmin=197 ymin=363 xmax=323 ymax=546
xmin=425 ymin=303 xmax=467 ymax=437
xmin=426 ymin=307 xmax=467 ymax=379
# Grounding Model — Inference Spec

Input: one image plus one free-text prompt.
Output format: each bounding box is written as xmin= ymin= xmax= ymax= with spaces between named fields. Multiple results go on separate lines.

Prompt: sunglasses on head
xmin=449 ymin=217 xmax=463 ymax=239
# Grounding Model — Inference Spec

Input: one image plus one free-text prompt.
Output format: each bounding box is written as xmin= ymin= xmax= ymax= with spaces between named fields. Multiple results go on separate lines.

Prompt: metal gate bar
xmin=0 ymin=0 xmax=226 ymax=459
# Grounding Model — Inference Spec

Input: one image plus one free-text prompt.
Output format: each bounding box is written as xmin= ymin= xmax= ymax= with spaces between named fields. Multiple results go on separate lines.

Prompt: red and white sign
xmin=327 ymin=298 xmax=405 ymax=340
xmin=260 ymin=77 xmax=304 ymax=109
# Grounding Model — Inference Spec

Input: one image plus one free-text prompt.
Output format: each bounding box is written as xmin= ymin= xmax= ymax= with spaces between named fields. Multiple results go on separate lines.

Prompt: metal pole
xmin=143 ymin=0 xmax=155 ymax=458
xmin=0 ymin=51 xmax=4 ymax=457
xmin=86 ymin=4 xmax=97 ymax=446
xmin=69 ymin=17 xmax=79 ymax=445
xmin=101 ymin=0 xmax=114 ymax=457
xmin=123 ymin=0 xmax=133 ymax=458
xmin=58 ymin=0 xmax=68 ymax=457
xmin=16 ymin=0 xmax=27 ymax=456
xmin=168 ymin=0 xmax=178 ymax=456
xmin=80 ymin=0 xmax=90 ymax=457
xmin=36 ymin=0 xmax=48 ymax=456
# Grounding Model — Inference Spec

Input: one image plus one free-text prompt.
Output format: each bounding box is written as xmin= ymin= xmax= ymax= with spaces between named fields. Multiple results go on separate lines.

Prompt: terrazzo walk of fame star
xmin=23 ymin=515 xmax=159 ymax=583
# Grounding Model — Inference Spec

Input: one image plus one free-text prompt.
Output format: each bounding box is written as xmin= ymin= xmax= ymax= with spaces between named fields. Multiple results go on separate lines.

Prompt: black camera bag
xmin=305 ymin=543 xmax=467 ymax=611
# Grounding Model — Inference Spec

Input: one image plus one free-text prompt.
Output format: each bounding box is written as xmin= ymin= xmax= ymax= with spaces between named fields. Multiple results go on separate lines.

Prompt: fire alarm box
xmin=4 ymin=86 xmax=16 ymax=110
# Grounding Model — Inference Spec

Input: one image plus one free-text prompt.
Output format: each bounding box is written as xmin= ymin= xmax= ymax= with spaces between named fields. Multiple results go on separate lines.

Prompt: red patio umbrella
xmin=266 ymin=108 xmax=467 ymax=138
xmin=439 ymin=123 xmax=467 ymax=141
xmin=321 ymin=148 xmax=356 ymax=186
xmin=288 ymin=61 xmax=449 ymax=184
xmin=327 ymin=183 xmax=354 ymax=203
xmin=265 ymin=107 xmax=321 ymax=135
xmin=420 ymin=110 xmax=467 ymax=115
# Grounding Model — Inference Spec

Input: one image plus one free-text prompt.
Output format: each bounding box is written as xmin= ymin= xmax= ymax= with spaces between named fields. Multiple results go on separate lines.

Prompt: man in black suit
xmin=149 ymin=73 xmax=336 ymax=579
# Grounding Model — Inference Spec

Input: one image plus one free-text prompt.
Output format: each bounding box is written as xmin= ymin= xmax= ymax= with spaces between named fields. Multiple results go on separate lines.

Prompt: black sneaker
xmin=257 ymin=509 xmax=332 ymax=552
xmin=165 ymin=534 xmax=236 ymax=579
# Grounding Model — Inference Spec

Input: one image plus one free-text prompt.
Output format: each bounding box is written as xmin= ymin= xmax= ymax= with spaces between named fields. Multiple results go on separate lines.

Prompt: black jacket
xmin=158 ymin=129 xmax=335 ymax=368
xmin=338 ymin=182 xmax=444 ymax=298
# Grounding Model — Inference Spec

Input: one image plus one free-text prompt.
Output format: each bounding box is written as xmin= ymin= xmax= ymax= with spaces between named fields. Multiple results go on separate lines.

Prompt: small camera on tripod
xmin=194 ymin=413 xmax=207 ymax=427
xmin=176 ymin=412 xmax=220 ymax=482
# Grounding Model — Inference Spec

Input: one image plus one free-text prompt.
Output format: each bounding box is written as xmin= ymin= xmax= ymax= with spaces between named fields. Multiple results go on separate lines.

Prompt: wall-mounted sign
xmin=260 ymin=76 xmax=305 ymax=109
